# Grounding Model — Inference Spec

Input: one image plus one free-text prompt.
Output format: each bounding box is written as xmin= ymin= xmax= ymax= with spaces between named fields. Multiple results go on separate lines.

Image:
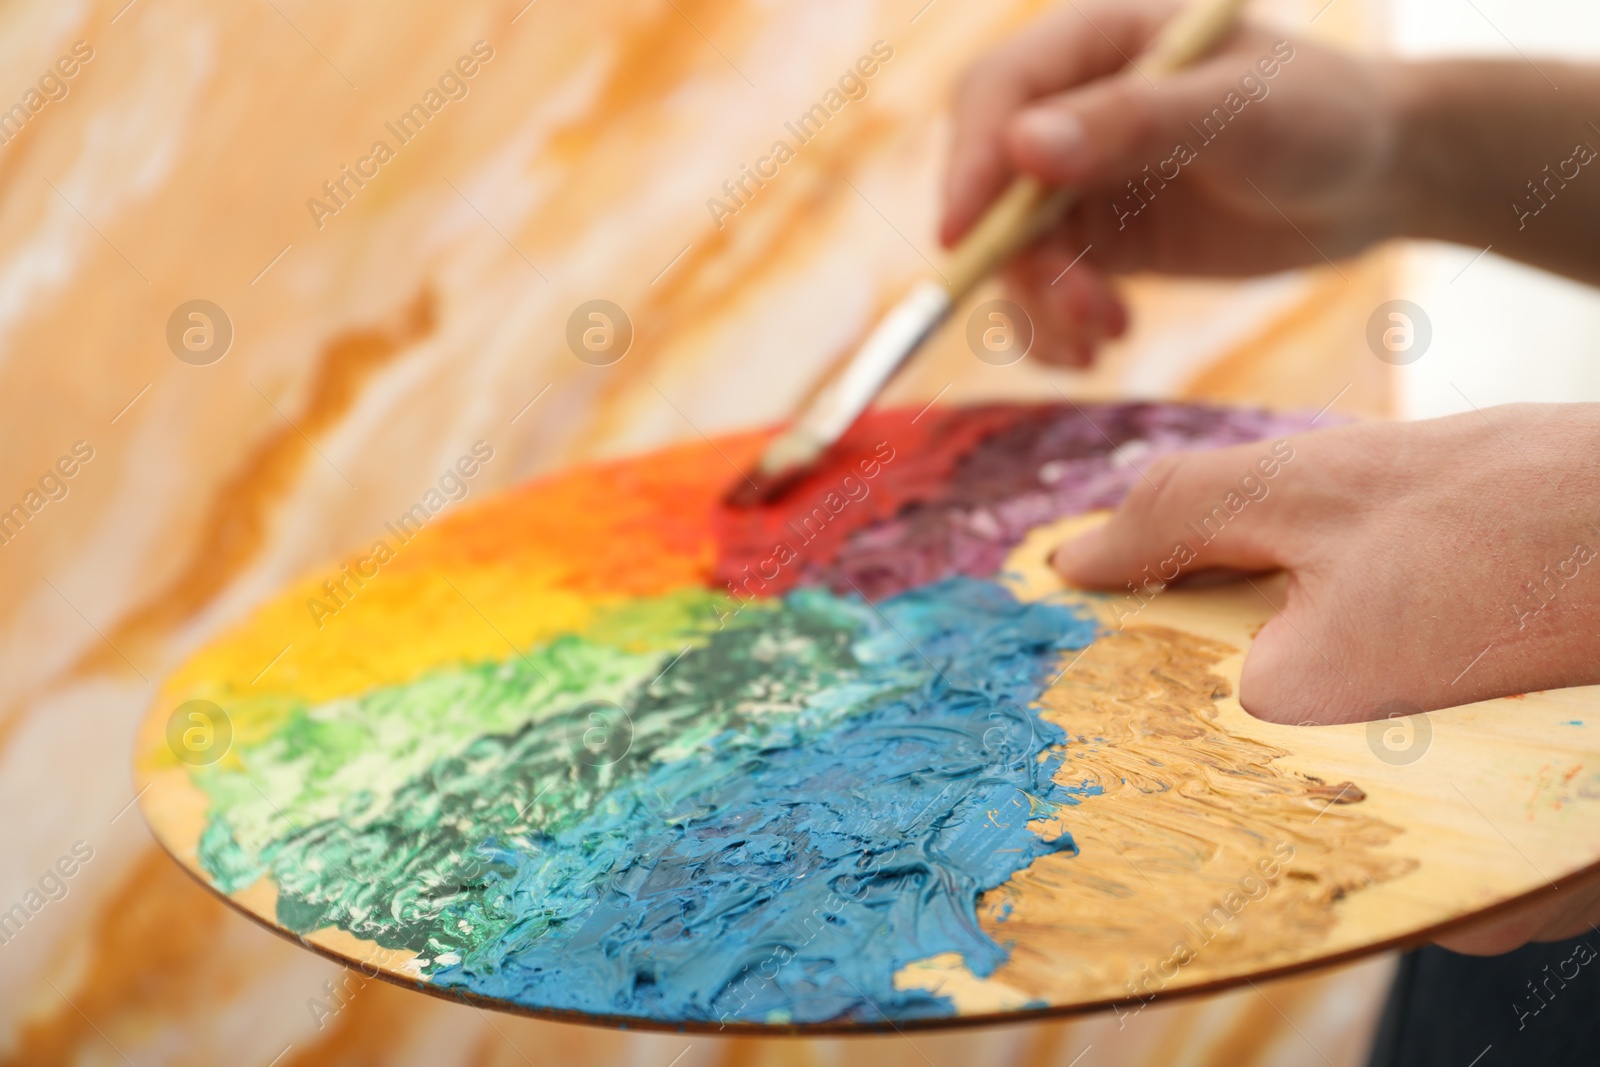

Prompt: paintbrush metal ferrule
xmin=756 ymin=281 xmax=952 ymax=481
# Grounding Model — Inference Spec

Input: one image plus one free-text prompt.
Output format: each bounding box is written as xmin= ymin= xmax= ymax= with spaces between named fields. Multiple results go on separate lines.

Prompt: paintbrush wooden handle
xmin=942 ymin=178 xmax=1073 ymax=299
xmin=940 ymin=0 xmax=1247 ymax=302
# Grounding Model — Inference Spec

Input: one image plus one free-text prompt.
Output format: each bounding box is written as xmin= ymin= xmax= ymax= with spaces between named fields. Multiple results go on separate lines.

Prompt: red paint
xmin=711 ymin=406 xmax=1020 ymax=597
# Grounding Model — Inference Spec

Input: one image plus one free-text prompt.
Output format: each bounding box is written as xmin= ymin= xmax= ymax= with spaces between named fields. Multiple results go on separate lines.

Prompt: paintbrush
xmin=728 ymin=0 xmax=1248 ymax=507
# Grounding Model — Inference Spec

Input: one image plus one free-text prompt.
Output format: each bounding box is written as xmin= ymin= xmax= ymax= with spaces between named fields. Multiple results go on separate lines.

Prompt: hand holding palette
xmin=135 ymin=402 xmax=1600 ymax=1032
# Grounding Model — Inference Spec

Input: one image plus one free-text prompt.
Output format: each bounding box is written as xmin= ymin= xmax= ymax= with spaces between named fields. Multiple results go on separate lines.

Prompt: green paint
xmin=196 ymin=589 xmax=874 ymax=950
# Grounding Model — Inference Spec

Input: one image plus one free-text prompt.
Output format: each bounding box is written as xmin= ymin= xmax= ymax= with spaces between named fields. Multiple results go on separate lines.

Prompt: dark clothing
xmin=1367 ymin=934 xmax=1600 ymax=1067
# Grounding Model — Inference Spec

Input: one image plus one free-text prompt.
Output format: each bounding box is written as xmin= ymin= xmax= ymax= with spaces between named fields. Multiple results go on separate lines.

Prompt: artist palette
xmin=135 ymin=402 xmax=1600 ymax=1032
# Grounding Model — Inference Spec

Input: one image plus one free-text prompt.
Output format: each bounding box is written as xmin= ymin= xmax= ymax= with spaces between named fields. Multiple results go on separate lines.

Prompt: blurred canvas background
xmin=1390 ymin=0 xmax=1600 ymax=417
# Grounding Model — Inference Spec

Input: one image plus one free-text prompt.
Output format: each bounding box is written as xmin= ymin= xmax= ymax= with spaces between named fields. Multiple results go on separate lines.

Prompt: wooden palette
xmin=133 ymin=402 xmax=1600 ymax=1033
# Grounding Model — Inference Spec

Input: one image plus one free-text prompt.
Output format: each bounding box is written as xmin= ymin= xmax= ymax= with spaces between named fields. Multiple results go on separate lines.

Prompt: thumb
xmin=1005 ymin=68 xmax=1212 ymax=189
xmin=1238 ymin=602 xmax=1354 ymax=725
xmin=1052 ymin=442 xmax=1294 ymax=589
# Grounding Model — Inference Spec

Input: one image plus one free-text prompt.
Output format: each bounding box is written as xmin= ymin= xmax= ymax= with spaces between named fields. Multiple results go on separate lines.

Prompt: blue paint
xmin=426 ymin=577 xmax=1100 ymax=1024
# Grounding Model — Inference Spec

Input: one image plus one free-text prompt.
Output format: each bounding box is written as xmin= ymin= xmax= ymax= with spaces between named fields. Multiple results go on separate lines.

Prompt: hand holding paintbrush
xmin=732 ymin=0 xmax=1248 ymax=504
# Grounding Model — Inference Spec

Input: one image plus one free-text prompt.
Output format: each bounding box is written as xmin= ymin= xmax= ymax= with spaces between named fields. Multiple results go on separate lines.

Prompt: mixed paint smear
xmin=167 ymin=402 xmax=1321 ymax=1025
xmin=715 ymin=401 xmax=1320 ymax=600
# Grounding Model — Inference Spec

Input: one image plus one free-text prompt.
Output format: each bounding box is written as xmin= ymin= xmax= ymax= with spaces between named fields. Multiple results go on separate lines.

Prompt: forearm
xmin=1388 ymin=59 xmax=1600 ymax=284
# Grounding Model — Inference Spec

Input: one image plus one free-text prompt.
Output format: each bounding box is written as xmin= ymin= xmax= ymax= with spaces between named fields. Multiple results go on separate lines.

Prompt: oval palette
xmin=134 ymin=401 xmax=1600 ymax=1032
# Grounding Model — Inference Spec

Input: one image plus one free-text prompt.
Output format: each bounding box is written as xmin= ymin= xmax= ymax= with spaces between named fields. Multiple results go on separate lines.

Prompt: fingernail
xmin=1051 ymin=526 xmax=1103 ymax=579
xmin=1015 ymin=109 xmax=1089 ymax=174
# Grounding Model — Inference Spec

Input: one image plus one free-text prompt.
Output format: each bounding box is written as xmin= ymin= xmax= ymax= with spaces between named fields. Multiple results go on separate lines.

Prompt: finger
xmin=1005 ymin=61 xmax=1238 ymax=191
xmin=1052 ymin=441 xmax=1297 ymax=587
xmin=1006 ymin=254 xmax=1125 ymax=367
xmin=1038 ymin=241 xmax=1129 ymax=343
xmin=942 ymin=1 xmax=1174 ymax=246
xmin=1002 ymin=252 xmax=1093 ymax=365
xmin=1434 ymin=864 xmax=1600 ymax=956
xmin=1237 ymin=600 xmax=1359 ymax=725
xmin=998 ymin=256 xmax=1065 ymax=362
xmin=1051 ymin=189 xmax=1161 ymax=277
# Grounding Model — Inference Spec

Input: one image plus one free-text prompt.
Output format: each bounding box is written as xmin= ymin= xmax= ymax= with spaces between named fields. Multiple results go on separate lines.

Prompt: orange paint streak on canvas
xmin=3 ymin=850 xmax=232 ymax=1066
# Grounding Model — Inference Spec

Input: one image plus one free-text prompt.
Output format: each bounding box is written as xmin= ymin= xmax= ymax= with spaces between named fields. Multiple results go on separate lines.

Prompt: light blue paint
xmin=424 ymin=577 xmax=1100 ymax=1024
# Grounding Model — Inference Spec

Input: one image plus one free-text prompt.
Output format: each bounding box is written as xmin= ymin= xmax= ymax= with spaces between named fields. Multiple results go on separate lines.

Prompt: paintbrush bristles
xmin=727 ymin=283 xmax=953 ymax=507
xmin=720 ymin=432 xmax=822 ymax=507
xmin=757 ymin=430 xmax=825 ymax=480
